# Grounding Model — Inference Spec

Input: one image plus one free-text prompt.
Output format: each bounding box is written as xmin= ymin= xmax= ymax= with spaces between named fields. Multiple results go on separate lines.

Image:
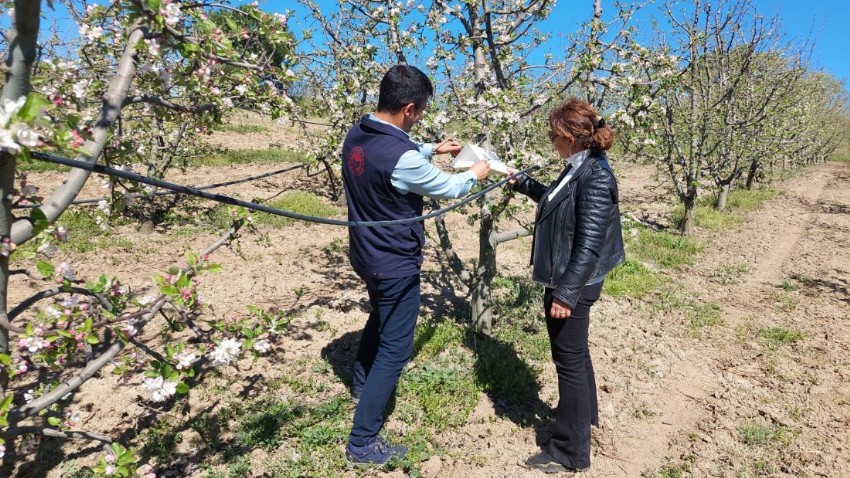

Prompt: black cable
xmin=30 ymin=151 xmax=540 ymax=227
xmin=16 ymin=162 xmax=310 ymax=208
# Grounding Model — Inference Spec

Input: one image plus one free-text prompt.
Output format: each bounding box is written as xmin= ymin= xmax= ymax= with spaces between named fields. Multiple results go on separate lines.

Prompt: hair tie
xmin=594 ymin=116 xmax=606 ymax=129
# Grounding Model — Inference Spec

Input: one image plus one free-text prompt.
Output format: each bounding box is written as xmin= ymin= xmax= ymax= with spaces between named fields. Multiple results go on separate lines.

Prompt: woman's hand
xmin=550 ymin=296 xmax=572 ymax=319
xmin=505 ymin=167 xmax=520 ymax=186
xmin=435 ymin=139 xmax=463 ymax=156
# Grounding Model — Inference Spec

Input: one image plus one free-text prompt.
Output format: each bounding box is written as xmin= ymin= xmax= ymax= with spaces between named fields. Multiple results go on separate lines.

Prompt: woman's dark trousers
xmin=543 ymin=281 xmax=604 ymax=470
xmin=349 ymin=273 xmax=420 ymax=447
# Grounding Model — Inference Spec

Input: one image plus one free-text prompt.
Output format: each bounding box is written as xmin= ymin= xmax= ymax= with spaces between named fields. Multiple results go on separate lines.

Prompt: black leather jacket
xmin=513 ymin=155 xmax=625 ymax=308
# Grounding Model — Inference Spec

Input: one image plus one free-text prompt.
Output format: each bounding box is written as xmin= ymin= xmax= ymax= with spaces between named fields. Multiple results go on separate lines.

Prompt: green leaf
xmin=29 ymin=208 xmax=50 ymax=236
xmin=85 ymin=334 xmax=100 ymax=345
xmin=206 ymin=264 xmax=221 ymax=273
xmin=146 ymin=0 xmax=162 ymax=13
xmin=0 ymin=394 xmax=13 ymax=408
xmin=47 ymin=416 xmax=61 ymax=426
xmin=116 ymin=449 xmax=137 ymax=466
xmin=19 ymin=93 xmax=49 ymax=122
xmin=36 ymin=260 xmax=55 ymax=278
xmin=175 ymin=382 xmax=189 ymax=394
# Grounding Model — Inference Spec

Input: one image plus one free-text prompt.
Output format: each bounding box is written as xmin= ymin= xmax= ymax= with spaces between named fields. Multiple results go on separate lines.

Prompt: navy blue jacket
xmin=342 ymin=115 xmax=425 ymax=278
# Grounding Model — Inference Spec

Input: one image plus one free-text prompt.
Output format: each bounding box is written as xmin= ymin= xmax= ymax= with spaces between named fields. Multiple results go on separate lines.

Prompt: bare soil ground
xmin=8 ymin=145 xmax=850 ymax=477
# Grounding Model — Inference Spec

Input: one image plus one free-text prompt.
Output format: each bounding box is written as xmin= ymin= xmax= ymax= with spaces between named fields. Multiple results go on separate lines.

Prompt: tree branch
xmin=11 ymin=24 xmax=148 ymax=245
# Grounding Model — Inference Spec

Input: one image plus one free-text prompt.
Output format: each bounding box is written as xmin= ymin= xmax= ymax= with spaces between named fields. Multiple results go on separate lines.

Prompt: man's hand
xmin=468 ymin=160 xmax=491 ymax=180
xmin=435 ymin=139 xmax=463 ymax=156
xmin=550 ymin=296 xmax=572 ymax=319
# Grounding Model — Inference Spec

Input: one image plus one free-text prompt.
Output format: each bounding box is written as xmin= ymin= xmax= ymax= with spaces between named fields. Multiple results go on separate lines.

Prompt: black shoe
xmin=525 ymin=452 xmax=568 ymax=474
xmin=346 ymin=436 xmax=407 ymax=465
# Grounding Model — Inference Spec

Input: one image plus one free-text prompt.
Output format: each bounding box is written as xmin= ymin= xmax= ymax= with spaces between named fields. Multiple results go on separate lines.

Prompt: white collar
xmin=564 ymin=149 xmax=591 ymax=171
xmin=368 ymin=113 xmax=411 ymax=137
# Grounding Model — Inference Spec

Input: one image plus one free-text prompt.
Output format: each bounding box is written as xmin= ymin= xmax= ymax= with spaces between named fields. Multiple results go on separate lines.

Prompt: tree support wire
xmin=29 ymin=151 xmax=539 ymax=228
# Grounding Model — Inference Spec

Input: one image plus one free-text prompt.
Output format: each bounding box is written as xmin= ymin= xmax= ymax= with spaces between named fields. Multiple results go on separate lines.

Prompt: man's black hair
xmin=376 ymin=65 xmax=433 ymax=113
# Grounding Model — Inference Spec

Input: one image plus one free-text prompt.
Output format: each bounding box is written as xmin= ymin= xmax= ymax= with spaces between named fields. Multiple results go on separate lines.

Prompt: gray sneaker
xmin=525 ymin=452 xmax=569 ymax=474
xmin=346 ymin=436 xmax=407 ymax=465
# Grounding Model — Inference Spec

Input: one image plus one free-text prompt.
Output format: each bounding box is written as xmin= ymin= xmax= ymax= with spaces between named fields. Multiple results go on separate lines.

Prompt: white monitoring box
xmin=450 ymin=144 xmax=509 ymax=176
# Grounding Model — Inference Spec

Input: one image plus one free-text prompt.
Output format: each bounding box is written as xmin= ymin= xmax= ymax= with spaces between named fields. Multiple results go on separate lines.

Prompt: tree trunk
xmin=470 ymin=206 xmax=496 ymax=334
xmin=716 ymin=183 xmax=731 ymax=211
xmin=1 ymin=2 xmax=41 ymax=469
xmin=681 ymin=195 xmax=697 ymax=235
xmin=2 ymin=0 xmax=41 ymax=390
xmin=745 ymin=158 xmax=760 ymax=189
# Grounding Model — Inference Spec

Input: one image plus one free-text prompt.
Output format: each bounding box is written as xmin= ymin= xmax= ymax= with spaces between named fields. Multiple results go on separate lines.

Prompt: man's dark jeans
xmin=543 ymin=281 xmax=604 ymax=470
xmin=349 ymin=273 xmax=420 ymax=447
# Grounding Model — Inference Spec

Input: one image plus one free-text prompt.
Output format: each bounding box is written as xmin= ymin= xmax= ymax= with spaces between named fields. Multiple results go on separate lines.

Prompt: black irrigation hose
xmin=30 ymin=151 xmax=540 ymax=227
xmin=15 ymin=162 xmax=310 ymax=208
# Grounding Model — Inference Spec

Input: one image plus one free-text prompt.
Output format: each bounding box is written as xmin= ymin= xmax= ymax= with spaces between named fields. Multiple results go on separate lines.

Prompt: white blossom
xmin=19 ymin=336 xmax=48 ymax=353
xmin=13 ymin=124 xmax=39 ymax=147
xmin=161 ymin=2 xmax=182 ymax=27
xmin=253 ymin=339 xmax=271 ymax=354
xmin=59 ymin=295 xmax=79 ymax=309
xmin=209 ymin=338 xmax=242 ymax=366
xmin=71 ymin=80 xmax=89 ymax=100
xmin=0 ymin=130 xmax=20 ymax=154
xmin=38 ymin=242 xmax=58 ymax=257
xmin=141 ymin=376 xmax=178 ymax=402
xmin=174 ymin=351 xmax=197 ymax=370
xmin=0 ymin=96 xmax=26 ymax=126
xmin=56 ymin=262 xmax=75 ymax=281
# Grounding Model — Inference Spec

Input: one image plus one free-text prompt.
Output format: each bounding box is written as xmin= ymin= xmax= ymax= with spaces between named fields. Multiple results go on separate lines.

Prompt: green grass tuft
xmin=414 ymin=320 xmax=465 ymax=360
xmin=603 ymin=259 xmax=664 ymax=299
xmin=627 ymin=226 xmax=701 ymax=268
xmin=654 ymin=291 xmax=723 ymax=330
xmin=252 ymin=191 xmax=339 ymax=227
xmin=235 ymin=398 xmax=298 ymax=449
xmin=725 ymin=188 xmax=775 ymax=211
xmin=737 ymin=421 xmax=787 ymax=446
xmin=398 ymin=361 xmax=480 ymax=428
xmin=198 ymin=148 xmax=310 ymax=166
xmin=759 ymin=327 xmax=804 ymax=349
xmin=215 ymin=123 xmax=268 ymax=134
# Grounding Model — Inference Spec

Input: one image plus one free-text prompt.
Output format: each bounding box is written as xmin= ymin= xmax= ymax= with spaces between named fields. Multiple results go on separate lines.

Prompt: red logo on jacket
xmin=349 ymin=147 xmax=365 ymax=176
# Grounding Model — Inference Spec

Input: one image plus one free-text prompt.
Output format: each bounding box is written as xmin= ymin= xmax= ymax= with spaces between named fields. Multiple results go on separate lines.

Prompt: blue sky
xmin=282 ymin=0 xmax=850 ymax=92
xmin=8 ymin=0 xmax=849 ymax=91
xmin=548 ymin=0 xmax=849 ymax=89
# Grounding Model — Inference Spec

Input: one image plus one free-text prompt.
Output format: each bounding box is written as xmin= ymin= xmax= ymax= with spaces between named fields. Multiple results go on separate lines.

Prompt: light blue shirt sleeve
xmin=366 ymin=113 xmax=477 ymax=199
xmin=391 ymin=147 xmax=478 ymax=199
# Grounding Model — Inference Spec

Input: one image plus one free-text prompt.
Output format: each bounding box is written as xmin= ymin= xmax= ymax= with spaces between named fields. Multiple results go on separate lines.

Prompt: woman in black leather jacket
xmin=509 ymin=99 xmax=625 ymax=473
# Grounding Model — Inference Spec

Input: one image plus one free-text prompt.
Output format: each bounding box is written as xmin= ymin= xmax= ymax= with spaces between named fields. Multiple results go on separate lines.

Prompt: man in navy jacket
xmin=341 ymin=65 xmax=490 ymax=465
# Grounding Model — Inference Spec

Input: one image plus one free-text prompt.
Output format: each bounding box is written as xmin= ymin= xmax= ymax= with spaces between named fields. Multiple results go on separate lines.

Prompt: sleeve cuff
xmin=419 ymin=143 xmax=435 ymax=158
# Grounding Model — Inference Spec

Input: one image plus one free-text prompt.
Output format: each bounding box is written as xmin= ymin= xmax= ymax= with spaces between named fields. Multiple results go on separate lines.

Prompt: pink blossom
xmin=1 ymin=237 xmax=15 ymax=257
xmin=70 ymin=130 xmax=85 ymax=148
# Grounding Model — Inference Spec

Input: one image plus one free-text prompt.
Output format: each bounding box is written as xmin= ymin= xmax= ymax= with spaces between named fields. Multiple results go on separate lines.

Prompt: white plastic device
xmin=450 ymin=144 xmax=509 ymax=175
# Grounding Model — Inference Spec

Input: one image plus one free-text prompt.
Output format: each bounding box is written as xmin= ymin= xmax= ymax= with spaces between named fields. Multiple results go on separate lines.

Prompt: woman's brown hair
xmin=549 ymin=99 xmax=615 ymax=155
